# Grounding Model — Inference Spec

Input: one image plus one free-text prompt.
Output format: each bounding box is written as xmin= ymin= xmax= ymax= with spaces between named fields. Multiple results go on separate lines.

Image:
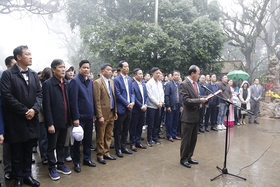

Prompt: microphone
xmin=201 ymin=84 xmax=212 ymax=94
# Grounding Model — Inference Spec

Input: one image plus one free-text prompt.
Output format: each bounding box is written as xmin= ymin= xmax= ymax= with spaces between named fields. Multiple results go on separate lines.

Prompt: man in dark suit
xmin=1 ymin=45 xmax=42 ymax=187
xmin=69 ymin=60 xmax=96 ymax=173
xmin=129 ymin=68 xmax=148 ymax=152
xmin=180 ymin=65 xmax=207 ymax=168
xmin=164 ymin=70 xmax=182 ymax=142
xmin=113 ymin=60 xmax=135 ymax=158
xmin=93 ymin=63 xmax=118 ymax=164
xmin=42 ymin=59 xmax=72 ymax=180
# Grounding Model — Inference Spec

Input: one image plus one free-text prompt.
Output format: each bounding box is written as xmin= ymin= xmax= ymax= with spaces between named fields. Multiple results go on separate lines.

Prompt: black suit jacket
xmin=180 ymin=78 xmax=201 ymax=124
xmin=1 ymin=65 xmax=42 ymax=143
xmin=42 ymin=76 xmax=71 ymax=129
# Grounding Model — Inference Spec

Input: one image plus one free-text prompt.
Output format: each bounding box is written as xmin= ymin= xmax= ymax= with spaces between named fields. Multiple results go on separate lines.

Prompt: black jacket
xmin=42 ymin=76 xmax=71 ymax=129
xmin=164 ymin=80 xmax=182 ymax=110
xmin=1 ymin=65 xmax=42 ymax=143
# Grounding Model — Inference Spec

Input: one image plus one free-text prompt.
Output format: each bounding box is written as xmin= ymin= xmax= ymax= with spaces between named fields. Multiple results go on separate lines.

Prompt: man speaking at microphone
xmin=179 ymin=65 xmax=209 ymax=168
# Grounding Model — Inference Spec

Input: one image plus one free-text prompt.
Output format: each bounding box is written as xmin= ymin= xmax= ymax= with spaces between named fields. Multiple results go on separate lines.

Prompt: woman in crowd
xmin=233 ymin=81 xmax=241 ymax=126
xmin=224 ymin=79 xmax=235 ymax=127
xmin=64 ymin=64 xmax=75 ymax=162
xmin=238 ymin=81 xmax=251 ymax=125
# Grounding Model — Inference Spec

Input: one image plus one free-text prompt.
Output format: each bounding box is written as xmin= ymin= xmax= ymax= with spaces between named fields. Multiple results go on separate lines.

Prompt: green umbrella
xmin=227 ymin=70 xmax=250 ymax=81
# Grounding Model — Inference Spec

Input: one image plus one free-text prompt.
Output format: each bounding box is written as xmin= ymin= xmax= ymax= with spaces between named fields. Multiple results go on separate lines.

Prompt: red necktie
xmin=193 ymin=81 xmax=198 ymax=94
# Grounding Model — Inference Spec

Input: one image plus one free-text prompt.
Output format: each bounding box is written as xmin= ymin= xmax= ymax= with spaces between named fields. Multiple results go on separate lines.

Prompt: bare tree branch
xmin=221 ymin=0 xmax=271 ymax=73
xmin=0 ymin=0 xmax=66 ymax=15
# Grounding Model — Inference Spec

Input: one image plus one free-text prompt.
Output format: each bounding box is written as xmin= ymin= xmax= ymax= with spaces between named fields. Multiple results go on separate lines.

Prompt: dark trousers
xmin=114 ymin=110 xmax=131 ymax=151
xmin=3 ymin=142 xmax=11 ymax=173
xmin=234 ymin=106 xmax=238 ymax=124
xmin=158 ymin=107 xmax=165 ymax=135
xmin=10 ymin=139 xmax=35 ymax=181
xmin=165 ymin=105 xmax=180 ymax=139
xmin=39 ymin=122 xmax=48 ymax=162
xmin=249 ymin=100 xmax=260 ymax=122
xmin=129 ymin=112 xmax=145 ymax=146
xmin=73 ymin=119 xmax=93 ymax=165
xmin=47 ymin=127 xmax=67 ymax=170
xmin=177 ymin=113 xmax=182 ymax=137
xmin=180 ymin=122 xmax=198 ymax=163
xmin=147 ymin=108 xmax=160 ymax=142
xmin=199 ymin=104 xmax=206 ymax=130
xmin=204 ymin=102 xmax=218 ymax=128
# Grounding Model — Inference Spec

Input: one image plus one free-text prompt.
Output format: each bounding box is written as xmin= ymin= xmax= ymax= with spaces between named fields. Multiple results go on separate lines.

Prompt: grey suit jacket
xmin=180 ymin=78 xmax=201 ymax=124
xmin=250 ymin=84 xmax=262 ymax=101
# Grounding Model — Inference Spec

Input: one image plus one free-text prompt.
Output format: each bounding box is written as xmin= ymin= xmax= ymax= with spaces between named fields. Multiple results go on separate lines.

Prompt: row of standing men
xmin=0 ymin=46 xmax=187 ymax=187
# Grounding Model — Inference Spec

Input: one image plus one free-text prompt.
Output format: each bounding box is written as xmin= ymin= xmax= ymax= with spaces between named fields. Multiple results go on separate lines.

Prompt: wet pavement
xmin=1 ymin=117 xmax=280 ymax=187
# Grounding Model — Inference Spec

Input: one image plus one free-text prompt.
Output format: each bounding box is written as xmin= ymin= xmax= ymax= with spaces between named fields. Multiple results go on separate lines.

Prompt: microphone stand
xmin=202 ymin=85 xmax=250 ymax=181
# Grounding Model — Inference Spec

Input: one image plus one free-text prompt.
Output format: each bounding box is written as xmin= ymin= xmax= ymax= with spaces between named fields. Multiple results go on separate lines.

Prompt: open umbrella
xmin=227 ymin=70 xmax=250 ymax=81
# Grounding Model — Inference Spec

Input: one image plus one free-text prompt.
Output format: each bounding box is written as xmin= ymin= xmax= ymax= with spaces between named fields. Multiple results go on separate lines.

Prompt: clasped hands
xmin=25 ymin=108 xmax=35 ymax=120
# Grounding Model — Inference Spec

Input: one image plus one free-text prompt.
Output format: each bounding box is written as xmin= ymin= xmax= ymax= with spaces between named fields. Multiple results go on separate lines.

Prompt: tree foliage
xmin=67 ymin=0 xmax=225 ymax=75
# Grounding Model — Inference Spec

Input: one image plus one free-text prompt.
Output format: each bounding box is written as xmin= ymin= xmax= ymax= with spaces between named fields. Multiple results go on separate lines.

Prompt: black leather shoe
xmin=104 ymin=155 xmax=116 ymax=160
xmin=199 ymin=129 xmax=205 ymax=133
xmin=110 ymin=144 xmax=114 ymax=149
xmin=83 ymin=160 xmax=96 ymax=167
xmin=23 ymin=176 xmax=40 ymax=187
xmin=116 ymin=150 xmax=123 ymax=158
xmin=122 ymin=148 xmax=133 ymax=154
xmin=205 ymin=128 xmax=209 ymax=132
xmin=136 ymin=144 xmax=147 ymax=149
xmin=97 ymin=158 xmax=106 ymax=164
xmin=5 ymin=171 xmax=13 ymax=180
xmin=188 ymin=159 xmax=199 ymax=164
xmin=211 ymin=127 xmax=218 ymax=131
xmin=181 ymin=161 xmax=191 ymax=168
xmin=14 ymin=179 xmax=22 ymax=187
xmin=254 ymin=121 xmax=259 ymax=124
xmin=74 ymin=164 xmax=81 ymax=173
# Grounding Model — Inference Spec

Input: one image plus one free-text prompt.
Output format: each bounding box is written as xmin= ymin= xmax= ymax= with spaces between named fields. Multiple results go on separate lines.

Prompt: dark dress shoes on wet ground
xmin=23 ymin=176 xmax=40 ymax=187
xmin=74 ymin=164 xmax=81 ymax=173
xmin=116 ymin=150 xmax=123 ymax=158
xmin=181 ymin=162 xmax=191 ymax=168
xmin=97 ymin=158 xmax=106 ymax=164
xmin=188 ymin=159 xmax=199 ymax=164
xmin=83 ymin=160 xmax=96 ymax=167
xmin=104 ymin=155 xmax=116 ymax=160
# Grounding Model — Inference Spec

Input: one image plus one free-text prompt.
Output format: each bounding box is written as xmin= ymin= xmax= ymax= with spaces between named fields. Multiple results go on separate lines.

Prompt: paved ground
xmin=1 ymin=117 xmax=280 ymax=187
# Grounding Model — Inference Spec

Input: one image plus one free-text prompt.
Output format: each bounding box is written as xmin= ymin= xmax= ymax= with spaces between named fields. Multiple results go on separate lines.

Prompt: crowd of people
xmin=0 ymin=45 xmax=263 ymax=187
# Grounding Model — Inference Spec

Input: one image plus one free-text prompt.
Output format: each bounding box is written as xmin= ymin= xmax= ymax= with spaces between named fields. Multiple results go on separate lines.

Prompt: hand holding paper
xmin=206 ymin=90 xmax=222 ymax=101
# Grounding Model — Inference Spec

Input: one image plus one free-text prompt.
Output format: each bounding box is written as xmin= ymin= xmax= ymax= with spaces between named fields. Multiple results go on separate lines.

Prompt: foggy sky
xmin=0 ymin=13 xmax=68 ymax=71
xmin=0 ymin=0 xmax=234 ymax=72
